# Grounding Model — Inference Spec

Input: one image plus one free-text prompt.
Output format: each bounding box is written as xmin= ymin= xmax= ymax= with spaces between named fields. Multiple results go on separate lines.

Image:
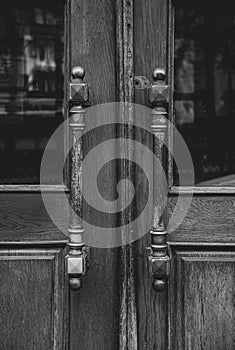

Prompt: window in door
xmin=173 ymin=4 xmax=235 ymax=187
xmin=0 ymin=0 xmax=65 ymax=184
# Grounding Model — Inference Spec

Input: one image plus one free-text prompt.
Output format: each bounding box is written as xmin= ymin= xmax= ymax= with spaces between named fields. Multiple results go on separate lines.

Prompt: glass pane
xmin=0 ymin=0 xmax=64 ymax=184
xmin=174 ymin=4 xmax=235 ymax=186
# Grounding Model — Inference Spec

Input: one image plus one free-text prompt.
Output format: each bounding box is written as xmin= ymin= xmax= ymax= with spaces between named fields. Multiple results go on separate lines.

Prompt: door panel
xmin=0 ymin=193 xmax=68 ymax=242
xmin=0 ymin=194 xmax=68 ymax=349
xmin=170 ymin=250 xmax=235 ymax=350
xmin=0 ymin=247 xmax=67 ymax=350
xmin=168 ymin=196 xmax=235 ymax=243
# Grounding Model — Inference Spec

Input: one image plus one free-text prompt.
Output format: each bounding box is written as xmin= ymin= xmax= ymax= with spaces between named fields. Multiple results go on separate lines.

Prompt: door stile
xmin=68 ymin=1 xmax=120 ymax=348
xmin=134 ymin=0 xmax=170 ymax=348
xmin=116 ymin=1 xmax=138 ymax=349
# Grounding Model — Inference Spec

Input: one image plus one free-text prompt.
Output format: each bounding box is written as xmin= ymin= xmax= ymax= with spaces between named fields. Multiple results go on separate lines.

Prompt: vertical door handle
xmin=66 ymin=66 xmax=89 ymax=290
xmin=147 ymin=68 xmax=170 ymax=292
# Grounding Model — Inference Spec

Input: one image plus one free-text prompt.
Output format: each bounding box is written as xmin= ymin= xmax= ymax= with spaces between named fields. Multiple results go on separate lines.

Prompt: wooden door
xmin=0 ymin=0 xmax=69 ymax=349
xmin=167 ymin=1 xmax=235 ymax=349
xmin=1 ymin=0 xmax=235 ymax=349
xmin=71 ymin=0 xmax=235 ymax=349
xmin=68 ymin=0 xmax=170 ymax=348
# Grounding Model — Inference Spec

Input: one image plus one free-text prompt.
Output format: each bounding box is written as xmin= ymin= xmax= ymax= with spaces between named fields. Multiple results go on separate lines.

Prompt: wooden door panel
xmin=0 ymin=247 xmax=67 ymax=350
xmin=170 ymin=250 xmax=235 ymax=350
xmin=0 ymin=193 xmax=68 ymax=243
xmin=168 ymin=196 xmax=235 ymax=243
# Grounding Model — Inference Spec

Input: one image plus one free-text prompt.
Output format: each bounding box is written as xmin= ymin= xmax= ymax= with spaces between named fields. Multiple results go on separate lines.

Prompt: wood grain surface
xmin=116 ymin=1 xmax=138 ymax=349
xmin=168 ymin=196 xmax=235 ymax=244
xmin=0 ymin=247 xmax=67 ymax=350
xmin=134 ymin=0 xmax=169 ymax=348
xmin=0 ymin=193 xmax=67 ymax=244
xmin=69 ymin=1 xmax=119 ymax=349
xmin=170 ymin=250 xmax=235 ymax=350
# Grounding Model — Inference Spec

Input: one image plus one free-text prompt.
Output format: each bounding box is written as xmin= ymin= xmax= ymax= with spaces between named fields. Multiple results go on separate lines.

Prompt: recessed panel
xmin=0 ymin=249 xmax=65 ymax=349
xmin=171 ymin=251 xmax=235 ymax=349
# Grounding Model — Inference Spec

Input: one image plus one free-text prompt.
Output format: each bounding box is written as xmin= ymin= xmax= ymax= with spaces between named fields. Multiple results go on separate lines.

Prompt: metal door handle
xmin=66 ymin=66 xmax=89 ymax=290
xmin=147 ymin=68 xmax=170 ymax=292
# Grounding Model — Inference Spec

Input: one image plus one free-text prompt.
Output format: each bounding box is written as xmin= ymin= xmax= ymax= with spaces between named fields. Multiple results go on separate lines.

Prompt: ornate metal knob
xmin=69 ymin=65 xmax=88 ymax=103
xmin=148 ymin=251 xmax=170 ymax=292
xmin=71 ymin=66 xmax=85 ymax=81
xmin=149 ymin=67 xmax=169 ymax=106
xmin=66 ymin=242 xmax=88 ymax=291
xmin=69 ymin=277 xmax=83 ymax=290
xmin=152 ymin=278 xmax=167 ymax=292
xmin=152 ymin=68 xmax=166 ymax=81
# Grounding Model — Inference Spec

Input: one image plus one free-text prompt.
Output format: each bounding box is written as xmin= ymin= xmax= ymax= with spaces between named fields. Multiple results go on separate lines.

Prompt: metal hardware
xmin=66 ymin=66 xmax=89 ymax=290
xmin=133 ymin=75 xmax=150 ymax=89
xmin=69 ymin=66 xmax=89 ymax=103
xmin=148 ymin=68 xmax=169 ymax=105
xmin=147 ymin=68 xmax=170 ymax=292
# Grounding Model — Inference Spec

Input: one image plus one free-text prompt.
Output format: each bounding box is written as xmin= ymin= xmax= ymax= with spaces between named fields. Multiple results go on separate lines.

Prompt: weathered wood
xmin=67 ymin=1 xmax=235 ymax=349
xmin=171 ymin=186 xmax=235 ymax=194
xmin=0 ymin=185 xmax=68 ymax=192
xmin=134 ymin=0 xmax=168 ymax=107
xmin=168 ymin=196 xmax=235 ymax=244
xmin=70 ymin=0 xmax=116 ymax=105
xmin=170 ymin=250 xmax=235 ymax=350
xmin=69 ymin=0 xmax=120 ymax=348
xmin=134 ymin=0 xmax=169 ymax=348
xmin=0 ymin=247 xmax=67 ymax=349
xmin=167 ymin=3 xmax=235 ymax=349
xmin=0 ymin=193 xmax=68 ymax=244
xmin=116 ymin=1 xmax=138 ymax=349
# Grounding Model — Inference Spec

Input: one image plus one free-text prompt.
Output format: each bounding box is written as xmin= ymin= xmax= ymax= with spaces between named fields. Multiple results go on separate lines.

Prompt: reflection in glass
xmin=174 ymin=6 xmax=235 ymax=186
xmin=0 ymin=0 xmax=64 ymax=183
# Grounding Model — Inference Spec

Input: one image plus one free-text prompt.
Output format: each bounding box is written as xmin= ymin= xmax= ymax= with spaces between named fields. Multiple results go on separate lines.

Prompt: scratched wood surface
xmin=0 ymin=193 xmax=67 ymax=244
xmin=69 ymin=0 xmax=119 ymax=349
xmin=54 ymin=1 xmax=235 ymax=349
xmin=167 ymin=1 xmax=235 ymax=347
xmin=170 ymin=250 xmax=235 ymax=350
xmin=0 ymin=247 xmax=67 ymax=350
xmin=168 ymin=196 xmax=235 ymax=244
xmin=115 ymin=1 xmax=139 ymax=350
xmin=134 ymin=0 xmax=169 ymax=349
